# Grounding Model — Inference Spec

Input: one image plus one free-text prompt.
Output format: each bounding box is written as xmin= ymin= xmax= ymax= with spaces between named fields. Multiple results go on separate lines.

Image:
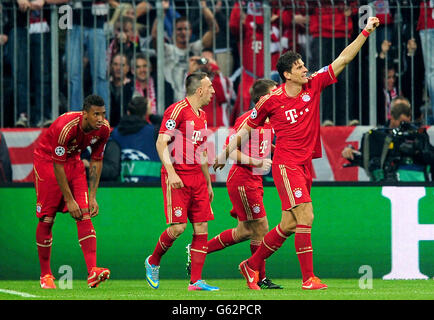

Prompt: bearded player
xmin=145 ymin=72 xmax=219 ymax=291
xmin=33 ymin=95 xmax=111 ymax=289
xmin=214 ymin=17 xmax=380 ymax=290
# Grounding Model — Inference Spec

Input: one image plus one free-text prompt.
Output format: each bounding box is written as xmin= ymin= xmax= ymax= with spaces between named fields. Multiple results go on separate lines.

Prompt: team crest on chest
xmin=301 ymin=92 xmax=311 ymax=102
xmin=90 ymin=136 xmax=99 ymax=144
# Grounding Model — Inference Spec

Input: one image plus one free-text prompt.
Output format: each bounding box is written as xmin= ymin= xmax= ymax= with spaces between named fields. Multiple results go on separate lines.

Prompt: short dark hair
xmin=185 ymin=72 xmax=208 ymax=96
xmin=127 ymin=96 xmax=148 ymax=117
xmin=250 ymin=79 xmax=278 ymax=104
xmin=175 ymin=16 xmax=190 ymax=26
xmin=112 ymin=52 xmax=129 ymax=67
xmin=83 ymin=95 xmax=105 ymax=111
xmin=390 ymin=102 xmax=411 ymax=120
xmin=276 ymin=51 xmax=302 ymax=81
xmin=136 ymin=52 xmax=150 ymax=64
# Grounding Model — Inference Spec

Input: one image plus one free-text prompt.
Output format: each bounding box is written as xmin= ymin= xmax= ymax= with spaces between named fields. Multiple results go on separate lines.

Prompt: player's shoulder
xmin=308 ymin=65 xmax=333 ymax=81
xmin=165 ymin=99 xmax=189 ymax=120
xmin=255 ymin=85 xmax=283 ymax=110
xmin=52 ymin=112 xmax=82 ymax=144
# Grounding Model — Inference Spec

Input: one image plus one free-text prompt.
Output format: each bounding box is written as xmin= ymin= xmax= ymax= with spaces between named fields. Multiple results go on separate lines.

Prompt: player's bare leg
xmin=291 ymin=203 xmax=327 ymax=290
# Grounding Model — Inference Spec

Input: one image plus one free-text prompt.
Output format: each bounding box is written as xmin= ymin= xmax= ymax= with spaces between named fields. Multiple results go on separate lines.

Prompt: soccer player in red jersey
xmin=200 ymin=79 xmax=284 ymax=289
xmin=33 ymin=95 xmax=111 ymax=289
xmin=214 ymin=17 xmax=380 ymax=290
xmin=145 ymin=72 xmax=219 ymax=291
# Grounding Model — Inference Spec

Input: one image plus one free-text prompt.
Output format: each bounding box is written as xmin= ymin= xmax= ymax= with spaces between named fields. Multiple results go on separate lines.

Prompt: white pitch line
xmin=0 ymin=289 xmax=39 ymax=298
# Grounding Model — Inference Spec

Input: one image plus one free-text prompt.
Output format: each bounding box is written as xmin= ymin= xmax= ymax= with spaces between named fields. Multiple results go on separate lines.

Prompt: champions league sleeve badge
xmin=250 ymin=109 xmax=258 ymax=119
xmin=165 ymin=119 xmax=176 ymax=130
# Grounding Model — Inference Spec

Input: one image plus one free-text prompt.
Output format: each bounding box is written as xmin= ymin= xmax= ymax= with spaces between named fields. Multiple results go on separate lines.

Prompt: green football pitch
xmin=0 ymin=279 xmax=433 ymax=300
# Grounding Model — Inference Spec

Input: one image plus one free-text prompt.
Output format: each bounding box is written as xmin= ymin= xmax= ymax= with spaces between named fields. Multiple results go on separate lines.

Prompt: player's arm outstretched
xmin=229 ymin=149 xmax=272 ymax=171
xmin=156 ymin=133 xmax=184 ymax=189
xmin=53 ymin=162 xmax=82 ymax=220
xmin=88 ymin=159 xmax=103 ymax=217
xmin=213 ymin=124 xmax=253 ymax=171
xmin=331 ymin=16 xmax=380 ymax=77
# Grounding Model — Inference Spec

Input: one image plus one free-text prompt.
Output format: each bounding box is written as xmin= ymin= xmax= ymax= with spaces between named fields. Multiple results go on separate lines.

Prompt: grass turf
xmin=0 ymin=279 xmax=433 ymax=300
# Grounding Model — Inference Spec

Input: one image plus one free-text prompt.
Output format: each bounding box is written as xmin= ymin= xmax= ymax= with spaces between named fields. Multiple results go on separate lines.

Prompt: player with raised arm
xmin=214 ymin=17 xmax=380 ymax=290
xmin=145 ymin=72 xmax=219 ymax=291
xmin=33 ymin=95 xmax=111 ymax=289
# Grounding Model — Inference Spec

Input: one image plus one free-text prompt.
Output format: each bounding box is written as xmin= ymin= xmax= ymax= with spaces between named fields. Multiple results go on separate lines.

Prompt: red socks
xmin=148 ymin=228 xmax=178 ymax=266
xmin=76 ymin=214 xmax=97 ymax=274
xmin=207 ymin=228 xmax=238 ymax=253
xmin=295 ymin=225 xmax=314 ymax=282
xmin=250 ymin=239 xmax=266 ymax=281
xmin=190 ymin=233 xmax=208 ymax=283
xmin=247 ymin=224 xmax=291 ymax=271
xmin=36 ymin=221 xmax=53 ymax=277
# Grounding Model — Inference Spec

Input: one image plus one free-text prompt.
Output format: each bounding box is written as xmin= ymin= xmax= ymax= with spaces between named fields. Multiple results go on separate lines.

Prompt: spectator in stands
xmin=109 ymin=53 xmax=134 ymax=127
xmin=309 ymin=0 xmax=357 ymax=125
xmin=107 ymin=15 xmax=140 ymax=64
xmin=228 ymin=0 xmax=300 ymax=125
xmin=9 ymin=0 xmax=62 ymax=127
xmin=418 ymin=1 xmax=434 ymax=124
xmin=151 ymin=1 xmax=219 ymax=104
xmin=132 ymin=52 xmax=157 ymax=115
xmin=373 ymin=0 xmax=395 ymax=53
xmin=68 ymin=0 xmax=111 ymax=112
xmin=188 ymin=48 xmax=235 ymax=127
xmin=185 ymin=0 xmax=233 ymax=76
xmin=110 ymin=96 xmax=161 ymax=183
xmin=377 ymin=38 xmax=420 ymax=125
xmin=377 ymin=39 xmax=398 ymax=125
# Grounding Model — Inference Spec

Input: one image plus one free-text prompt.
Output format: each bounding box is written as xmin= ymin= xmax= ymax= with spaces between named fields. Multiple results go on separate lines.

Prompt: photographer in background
xmin=342 ymin=97 xmax=434 ymax=181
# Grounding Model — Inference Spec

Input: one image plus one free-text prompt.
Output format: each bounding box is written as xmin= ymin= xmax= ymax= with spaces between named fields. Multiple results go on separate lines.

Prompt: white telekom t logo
xmin=285 ymin=109 xmax=298 ymax=124
xmin=382 ymin=187 xmax=434 ymax=280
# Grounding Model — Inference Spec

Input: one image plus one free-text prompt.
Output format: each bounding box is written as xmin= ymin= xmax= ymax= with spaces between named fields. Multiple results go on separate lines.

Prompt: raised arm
xmin=331 ymin=16 xmax=380 ymax=77
xmin=201 ymin=1 xmax=219 ymax=49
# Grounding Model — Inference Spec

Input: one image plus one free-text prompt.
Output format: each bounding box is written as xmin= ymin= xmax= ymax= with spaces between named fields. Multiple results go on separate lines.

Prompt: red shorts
xmin=226 ymin=167 xmax=266 ymax=222
xmin=161 ymin=171 xmax=214 ymax=224
xmin=272 ymin=163 xmax=313 ymax=211
xmin=33 ymin=159 xmax=89 ymax=219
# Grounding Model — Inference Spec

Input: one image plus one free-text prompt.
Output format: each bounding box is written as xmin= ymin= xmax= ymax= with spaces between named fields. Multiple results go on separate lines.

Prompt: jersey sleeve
xmin=159 ymin=105 xmax=184 ymax=135
xmin=246 ymin=95 xmax=270 ymax=129
xmin=50 ymin=120 xmax=76 ymax=163
xmin=309 ymin=64 xmax=337 ymax=92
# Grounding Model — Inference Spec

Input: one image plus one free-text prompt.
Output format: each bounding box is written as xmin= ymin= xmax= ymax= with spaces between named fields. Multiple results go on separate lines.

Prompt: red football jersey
xmin=247 ymin=65 xmax=337 ymax=165
xmin=226 ymin=109 xmax=273 ymax=168
xmin=34 ymin=111 xmax=110 ymax=163
xmin=159 ymin=98 xmax=209 ymax=175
